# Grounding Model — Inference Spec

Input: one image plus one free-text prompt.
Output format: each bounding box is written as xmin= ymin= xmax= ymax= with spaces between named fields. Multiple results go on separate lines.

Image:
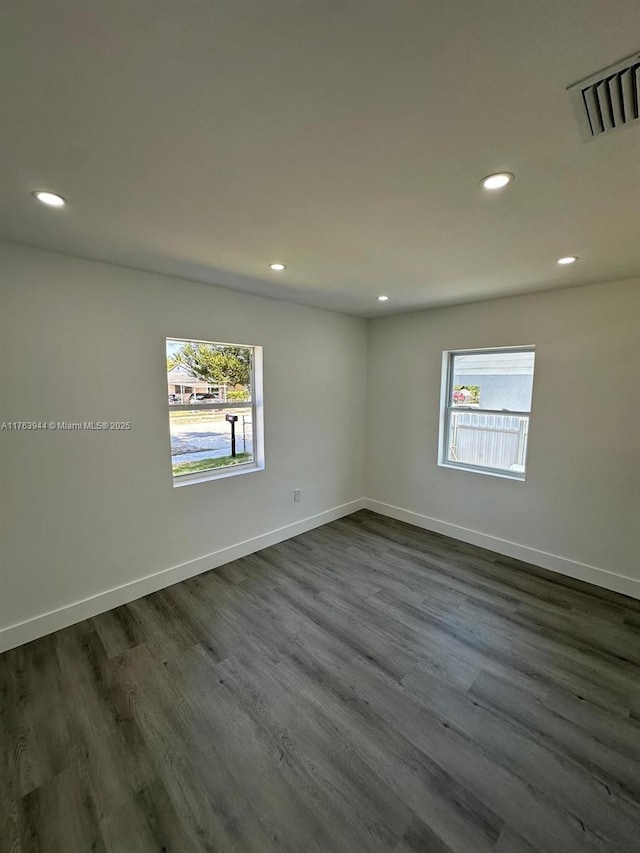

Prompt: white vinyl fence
xmin=448 ymin=412 xmax=529 ymax=471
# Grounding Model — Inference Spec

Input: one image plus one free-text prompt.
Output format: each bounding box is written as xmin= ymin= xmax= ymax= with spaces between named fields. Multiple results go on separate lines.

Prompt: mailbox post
xmin=225 ymin=413 xmax=239 ymax=457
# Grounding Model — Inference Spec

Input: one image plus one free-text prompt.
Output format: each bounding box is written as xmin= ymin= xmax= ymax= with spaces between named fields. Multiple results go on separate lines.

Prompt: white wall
xmin=0 ymin=244 xmax=367 ymax=649
xmin=366 ymin=278 xmax=640 ymax=598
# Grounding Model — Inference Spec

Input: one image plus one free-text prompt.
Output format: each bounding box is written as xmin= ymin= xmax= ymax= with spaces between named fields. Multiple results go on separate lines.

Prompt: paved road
xmin=171 ymin=417 xmax=253 ymax=463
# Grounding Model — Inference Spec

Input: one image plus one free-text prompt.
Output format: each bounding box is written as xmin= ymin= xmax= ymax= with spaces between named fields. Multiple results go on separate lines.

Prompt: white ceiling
xmin=2 ymin=1 xmax=640 ymax=317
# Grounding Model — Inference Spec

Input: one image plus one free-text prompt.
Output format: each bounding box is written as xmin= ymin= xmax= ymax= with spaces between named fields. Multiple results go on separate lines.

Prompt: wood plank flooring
xmin=2 ymin=509 xmax=640 ymax=852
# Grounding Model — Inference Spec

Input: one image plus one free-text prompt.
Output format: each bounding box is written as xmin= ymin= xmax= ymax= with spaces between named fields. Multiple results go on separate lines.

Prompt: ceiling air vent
xmin=568 ymin=51 xmax=640 ymax=141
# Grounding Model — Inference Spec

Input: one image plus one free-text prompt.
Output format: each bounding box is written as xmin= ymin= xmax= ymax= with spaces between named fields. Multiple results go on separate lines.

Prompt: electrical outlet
xmin=293 ymin=489 xmax=301 ymax=502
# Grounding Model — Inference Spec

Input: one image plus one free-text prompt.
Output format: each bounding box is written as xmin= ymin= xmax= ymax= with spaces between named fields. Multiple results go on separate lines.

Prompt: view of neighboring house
xmin=167 ymin=364 xmax=227 ymax=403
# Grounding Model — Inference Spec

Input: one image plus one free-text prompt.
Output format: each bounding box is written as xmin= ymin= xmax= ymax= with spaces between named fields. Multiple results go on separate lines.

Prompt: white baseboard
xmin=4 ymin=495 xmax=638 ymax=653
xmin=0 ymin=499 xmax=365 ymax=654
xmin=364 ymin=499 xmax=640 ymax=601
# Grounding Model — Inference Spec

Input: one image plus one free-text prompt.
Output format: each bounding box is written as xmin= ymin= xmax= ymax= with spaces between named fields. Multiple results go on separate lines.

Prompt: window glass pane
xmin=170 ymin=407 xmax=254 ymax=477
xmin=446 ymin=410 xmax=530 ymax=475
xmin=167 ymin=338 xmax=256 ymax=478
xmin=167 ymin=340 xmax=252 ymax=405
xmin=451 ymin=350 xmax=535 ymax=412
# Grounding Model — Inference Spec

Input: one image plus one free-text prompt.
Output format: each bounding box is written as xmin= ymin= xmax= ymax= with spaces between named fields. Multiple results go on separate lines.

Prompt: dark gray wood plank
xmin=14 ymin=762 xmax=107 ymax=853
xmin=92 ymin=606 xmax=146 ymax=659
xmin=468 ymin=669 xmax=640 ymax=804
xmin=393 ymin=815 xmax=457 ymax=853
xmin=0 ymin=636 xmax=77 ymax=800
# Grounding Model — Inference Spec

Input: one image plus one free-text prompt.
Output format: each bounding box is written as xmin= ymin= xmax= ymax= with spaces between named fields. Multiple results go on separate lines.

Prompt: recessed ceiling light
xmin=377 ymin=295 xmax=390 ymax=302
xmin=32 ymin=190 xmax=66 ymax=207
xmin=268 ymin=263 xmax=287 ymax=271
xmin=557 ymin=256 xmax=579 ymax=265
xmin=481 ymin=172 xmax=514 ymax=190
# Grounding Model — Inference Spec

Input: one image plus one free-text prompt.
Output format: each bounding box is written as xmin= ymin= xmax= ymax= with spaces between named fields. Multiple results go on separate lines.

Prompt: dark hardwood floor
xmin=2 ymin=509 xmax=640 ymax=852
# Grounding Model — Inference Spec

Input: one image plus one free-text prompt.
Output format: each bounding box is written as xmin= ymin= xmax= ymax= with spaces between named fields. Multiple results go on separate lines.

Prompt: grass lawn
xmin=173 ymin=452 xmax=252 ymax=476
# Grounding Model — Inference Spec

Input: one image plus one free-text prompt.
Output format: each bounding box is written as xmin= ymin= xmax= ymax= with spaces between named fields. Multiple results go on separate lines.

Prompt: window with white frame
xmin=439 ymin=347 xmax=535 ymax=480
xmin=166 ymin=338 xmax=264 ymax=485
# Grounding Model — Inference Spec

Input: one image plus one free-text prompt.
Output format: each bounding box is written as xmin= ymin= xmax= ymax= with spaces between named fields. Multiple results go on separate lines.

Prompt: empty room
xmin=1 ymin=2 xmax=639 ymax=852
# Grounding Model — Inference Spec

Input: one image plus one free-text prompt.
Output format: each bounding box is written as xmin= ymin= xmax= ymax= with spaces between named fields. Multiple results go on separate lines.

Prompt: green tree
xmin=169 ymin=343 xmax=251 ymax=386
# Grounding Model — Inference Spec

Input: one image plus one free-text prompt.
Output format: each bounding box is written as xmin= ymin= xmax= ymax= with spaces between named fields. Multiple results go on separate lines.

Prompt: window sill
xmin=173 ymin=461 xmax=264 ymax=488
xmin=438 ymin=461 xmax=526 ymax=482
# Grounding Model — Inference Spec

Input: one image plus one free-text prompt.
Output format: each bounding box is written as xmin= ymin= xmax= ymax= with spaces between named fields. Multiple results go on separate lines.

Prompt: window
xmin=166 ymin=338 xmax=264 ymax=486
xmin=439 ymin=346 xmax=535 ymax=480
